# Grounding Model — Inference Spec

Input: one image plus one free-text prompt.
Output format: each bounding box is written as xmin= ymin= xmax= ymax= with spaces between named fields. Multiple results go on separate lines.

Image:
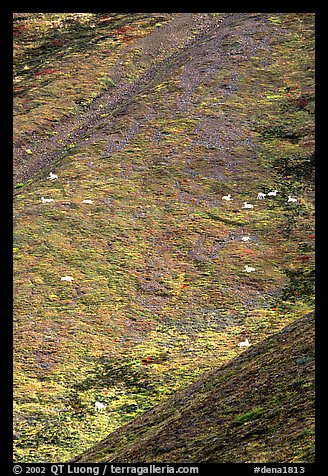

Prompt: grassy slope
xmin=71 ymin=311 xmax=315 ymax=463
xmin=13 ymin=13 xmax=314 ymax=462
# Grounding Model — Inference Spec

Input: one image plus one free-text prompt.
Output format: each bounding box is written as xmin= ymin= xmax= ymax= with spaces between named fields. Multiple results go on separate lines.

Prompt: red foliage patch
xmin=112 ymin=26 xmax=132 ymax=36
xmin=35 ymin=69 xmax=58 ymax=76
xmin=302 ymin=141 xmax=315 ymax=148
xmin=13 ymin=24 xmax=29 ymax=36
xmin=298 ymin=255 xmax=312 ymax=262
xmin=122 ymin=36 xmax=135 ymax=43
xmin=141 ymin=357 xmax=152 ymax=365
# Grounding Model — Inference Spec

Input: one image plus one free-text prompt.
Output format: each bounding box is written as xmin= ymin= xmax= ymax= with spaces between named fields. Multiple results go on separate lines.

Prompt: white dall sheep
xmin=238 ymin=338 xmax=251 ymax=348
xmin=242 ymin=202 xmax=254 ymax=209
xmin=47 ymin=172 xmax=58 ymax=180
xmin=267 ymin=190 xmax=278 ymax=197
xmin=244 ymin=265 xmax=255 ymax=273
xmin=222 ymin=194 xmax=232 ymax=201
xmin=287 ymin=196 xmax=297 ymax=203
xmin=257 ymin=192 xmax=266 ymax=200
xmin=41 ymin=197 xmax=54 ymax=203
xmin=95 ymin=401 xmax=107 ymax=411
xmin=241 ymin=236 xmax=251 ymax=242
xmin=82 ymin=199 xmax=93 ymax=204
xmin=60 ymin=276 xmax=74 ymax=282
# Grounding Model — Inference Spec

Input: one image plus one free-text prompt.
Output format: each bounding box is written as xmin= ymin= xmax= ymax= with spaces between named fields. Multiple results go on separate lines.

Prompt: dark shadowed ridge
xmin=71 ymin=311 xmax=314 ymax=463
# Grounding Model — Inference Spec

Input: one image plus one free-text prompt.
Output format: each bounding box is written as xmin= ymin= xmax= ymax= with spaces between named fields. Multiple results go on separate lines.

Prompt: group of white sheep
xmin=42 ymin=173 xmax=297 ymax=210
xmin=222 ymin=188 xmax=298 ymax=277
xmin=42 ymin=196 xmax=93 ymax=205
xmin=40 ymin=170 xmax=300 ymax=391
xmin=222 ymin=188 xmax=298 ymax=349
xmin=42 ymin=174 xmax=93 ymax=282
xmin=222 ymin=189 xmax=297 ymax=206
xmin=41 ymin=172 xmax=93 ymax=205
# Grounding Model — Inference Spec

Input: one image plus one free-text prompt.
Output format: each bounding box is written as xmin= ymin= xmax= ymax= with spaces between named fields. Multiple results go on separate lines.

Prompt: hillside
xmin=13 ymin=13 xmax=314 ymax=462
xmin=71 ymin=311 xmax=315 ymax=463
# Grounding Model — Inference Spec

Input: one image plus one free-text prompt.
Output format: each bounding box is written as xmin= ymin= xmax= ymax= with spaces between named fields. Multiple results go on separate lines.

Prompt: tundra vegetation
xmin=13 ymin=13 xmax=314 ymax=462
